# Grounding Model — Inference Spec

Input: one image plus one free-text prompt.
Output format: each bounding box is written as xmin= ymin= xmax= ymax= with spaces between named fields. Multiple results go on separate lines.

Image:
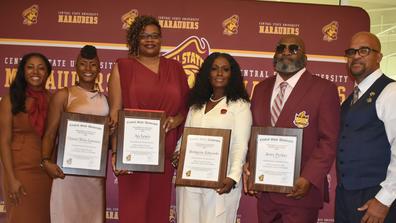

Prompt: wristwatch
xmin=40 ymin=158 xmax=51 ymax=168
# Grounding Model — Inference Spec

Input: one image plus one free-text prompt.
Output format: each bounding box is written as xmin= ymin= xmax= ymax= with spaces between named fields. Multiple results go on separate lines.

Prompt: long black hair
xmin=187 ymin=52 xmax=249 ymax=109
xmin=126 ymin=15 xmax=161 ymax=56
xmin=10 ymin=53 xmax=51 ymax=114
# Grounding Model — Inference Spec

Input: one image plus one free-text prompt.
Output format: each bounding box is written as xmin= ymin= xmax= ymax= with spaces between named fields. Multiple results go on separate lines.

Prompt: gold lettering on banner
xmin=314 ymin=73 xmax=348 ymax=83
xmin=46 ymin=71 xmax=56 ymax=90
xmin=106 ymin=210 xmax=119 ymax=219
xmin=259 ymin=25 xmax=299 ymax=35
xmin=245 ymin=80 xmax=261 ymax=99
xmin=158 ymin=16 xmax=199 ymax=30
xmin=181 ymin=52 xmax=204 ymax=66
xmin=338 ymin=86 xmax=346 ymax=104
xmin=164 ymin=36 xmax=210 ymax=88
xmin=34 ymin=71 xmax=108 ymax=92
xmin=57 ymin=11 xmax=99 ymax=25
xmin=259 ymin=22 xmax=300 ymax=35
xmin=58 ymin=15 xmax=98 ymax=24
xmin=0 ymin=202 xmax=5 ymax=213
xmin=106 ymin=73 xmax=110 ymax=92
xmin=4 ymin=68 xmax=17 ymax=87
xmin=159 ymin=20 xmax=199 ymax=30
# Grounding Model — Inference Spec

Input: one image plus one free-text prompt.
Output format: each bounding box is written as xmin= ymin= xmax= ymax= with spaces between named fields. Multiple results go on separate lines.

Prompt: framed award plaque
xmin=116 ymin=109 xmax=166 ymax=172
xmin=175 ymin=127 xmax=231 ymax=188
xmin=248 ymin=127 xmax=303 ymax=193
xmin=57 ymin=112 xmax=109 ymax=177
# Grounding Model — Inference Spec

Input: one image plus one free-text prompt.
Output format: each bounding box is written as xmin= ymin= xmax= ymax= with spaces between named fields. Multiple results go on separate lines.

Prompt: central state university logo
xmin=22 ymin=4 xmax=39 ymax=26
xmin=121 ymin=9 xmax=139 ymax=30
xmin=293 ymin=111 xmax=310 ymax=128
xmin=223 ymin=15 xmax=239 ymax=36
xmin=164 ymin=36 xmax=211 ymax=88
xmin=322 ymin=21 xmax=339 ymax=42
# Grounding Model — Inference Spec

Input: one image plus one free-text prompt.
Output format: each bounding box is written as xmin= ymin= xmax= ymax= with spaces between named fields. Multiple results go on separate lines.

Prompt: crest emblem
xmin=22 ymin=4 xmax=39 ymax=26
xmin=293 ymin=111 xmax=310 ymax=128
xmin=222 ymin=15 xmax=239 ymax=36
xmin=322 ymin=21 xmax=338 ymax=42
xmin=121 ymin=9 xmax=138 ymax=30
xmin=164 ymin=36 xmax=210 ymax=88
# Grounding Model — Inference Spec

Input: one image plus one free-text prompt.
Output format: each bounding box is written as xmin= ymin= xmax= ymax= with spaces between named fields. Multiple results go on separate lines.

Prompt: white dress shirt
xmin=270 ymin=68 xmax=306 ymax=109
xmin=355 ymin=68 xmax=396 ymax=206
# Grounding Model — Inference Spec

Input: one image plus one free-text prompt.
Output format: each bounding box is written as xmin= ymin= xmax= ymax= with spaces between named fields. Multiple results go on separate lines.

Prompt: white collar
xmin=355 ymin=68 xmax=382 ymax=94
xmin=274 ymin=67 xmax=306 ymax=89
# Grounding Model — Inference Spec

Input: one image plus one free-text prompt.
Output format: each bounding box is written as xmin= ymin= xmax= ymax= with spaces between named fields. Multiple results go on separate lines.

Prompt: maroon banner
xmin=0 ymin=0 xmax=369 ymax=222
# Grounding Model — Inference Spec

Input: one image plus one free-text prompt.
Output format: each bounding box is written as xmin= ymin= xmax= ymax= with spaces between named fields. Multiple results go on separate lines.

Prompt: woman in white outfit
xmin=175 ymin=52 xmax=252 ymax=223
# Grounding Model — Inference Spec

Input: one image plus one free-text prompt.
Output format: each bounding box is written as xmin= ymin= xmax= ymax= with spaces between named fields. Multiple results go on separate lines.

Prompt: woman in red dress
xmin=0 ymin=53 xmax=52 ymax=223
xmin=108 ymin=15 xmax=189 ymax=223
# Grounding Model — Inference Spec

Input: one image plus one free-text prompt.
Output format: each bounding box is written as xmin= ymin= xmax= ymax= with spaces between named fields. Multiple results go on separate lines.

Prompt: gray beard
xmin=274 ymin=57 xmax=305 ymax=74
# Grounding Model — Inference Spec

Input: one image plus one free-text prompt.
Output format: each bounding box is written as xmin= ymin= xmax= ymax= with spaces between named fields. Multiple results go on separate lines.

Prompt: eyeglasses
xmin=139 ymin=33 xmax=161 ymax=40
xmin=344 ymin=47 xmax=379 ymax=58
xmin=275 ymin=44 xmax=300 ymax=54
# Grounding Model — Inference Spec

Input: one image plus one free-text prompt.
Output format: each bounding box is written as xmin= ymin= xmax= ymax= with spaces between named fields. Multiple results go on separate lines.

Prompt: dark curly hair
xmin=188 ymin=52 xmax=250 ymax=109
xmin=126 ymin=15 xmax=161 ymax=56
xmin=10 ymin=52 xmax=52 ymax=114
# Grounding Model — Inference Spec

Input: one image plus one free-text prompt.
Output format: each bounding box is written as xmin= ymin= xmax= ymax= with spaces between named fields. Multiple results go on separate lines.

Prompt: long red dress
xmin=117 ymin=57 xmax=189 ymax=223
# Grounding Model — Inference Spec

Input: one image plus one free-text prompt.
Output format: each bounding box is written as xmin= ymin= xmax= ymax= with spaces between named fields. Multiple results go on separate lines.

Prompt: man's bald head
xmin=350 ymin=32 xmax=381 ymax=52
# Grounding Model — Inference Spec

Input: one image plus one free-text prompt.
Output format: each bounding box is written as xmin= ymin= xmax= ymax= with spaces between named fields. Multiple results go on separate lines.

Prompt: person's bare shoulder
xmin=49 ymin=87 xmax=69 ymax=108
xmin=0 ymin=94 xmax=11 ymax=111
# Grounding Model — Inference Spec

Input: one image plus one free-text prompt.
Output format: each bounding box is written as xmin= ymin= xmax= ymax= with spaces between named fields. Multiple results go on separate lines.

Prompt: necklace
xmin=209 ymin=95 xmax=226 ymax=103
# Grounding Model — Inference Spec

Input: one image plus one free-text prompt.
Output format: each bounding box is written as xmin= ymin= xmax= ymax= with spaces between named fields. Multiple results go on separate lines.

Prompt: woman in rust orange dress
xmin=108 ymin=15 xmax=189 ymax=223
xmin=0 ymin=53 xmax=52 ymax=223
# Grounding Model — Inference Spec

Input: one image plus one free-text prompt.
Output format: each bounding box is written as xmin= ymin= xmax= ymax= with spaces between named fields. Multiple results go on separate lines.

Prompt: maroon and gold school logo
xmin=222 ymin=15 xmax=239 ymax=36
xmin=185 ymin=170 xmax=191 ymax=177
xmin=164 ymin=36 xmax=210 ymax=88
xmin=293 ymin=111 xmax=310 ymax=128
xmin=66 ymin=158 xmax=72 ymax=165
xmin=322 ymin=21 xmax=339 ymax=42
xmin=126 ymin=154 xmax=132 ymax=161
xmin=22 ymin=4 xmax=39 ymax=26
xmin=258 ymin=174 xmax=264 ymax=182
xmin=121 ymin=9 xmax=138 ymax=30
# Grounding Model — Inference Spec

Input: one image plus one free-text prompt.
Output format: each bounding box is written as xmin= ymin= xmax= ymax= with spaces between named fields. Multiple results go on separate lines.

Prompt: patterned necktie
xmin=351 ymin=86 xmax=360 ymax=105
xmin=271 ymin=82 xmax=288 ymax=126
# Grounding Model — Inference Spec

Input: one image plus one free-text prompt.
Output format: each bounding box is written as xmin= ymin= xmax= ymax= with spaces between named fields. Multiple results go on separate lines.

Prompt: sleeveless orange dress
xmin=3 ymin=97 xmax=52 ymax=223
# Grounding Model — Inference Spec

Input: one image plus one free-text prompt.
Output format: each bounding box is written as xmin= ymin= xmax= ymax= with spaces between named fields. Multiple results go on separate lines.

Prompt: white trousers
xmin=176 ymin=182 xmax=242 ymax=223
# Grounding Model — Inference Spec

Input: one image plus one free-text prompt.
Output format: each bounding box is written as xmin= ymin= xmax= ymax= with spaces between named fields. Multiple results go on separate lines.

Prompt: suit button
xmin=345 ymin=124 xmax=349 ymax=127
xmin=341 ymin=136 xmax=346 ymax=139
xmin=342 ymin=174 xmax=345 ymax=177
xmin=340 ymin=161 xmax=344 ymax=165
xmin=340 ymin=149 xmax=344 ymax=152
